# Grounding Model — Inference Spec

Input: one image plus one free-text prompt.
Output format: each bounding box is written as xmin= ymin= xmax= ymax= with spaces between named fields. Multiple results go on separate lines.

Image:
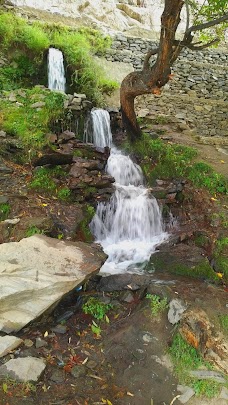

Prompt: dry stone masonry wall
xmin=106 ymin=35 xmax=228 ymax=138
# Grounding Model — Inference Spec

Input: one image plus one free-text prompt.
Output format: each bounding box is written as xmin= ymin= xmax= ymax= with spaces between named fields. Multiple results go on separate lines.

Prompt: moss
xmin=124 ymin=133 xmax=227 ymax=195
xmin=78 ymin=205 xmax=95 ymax=242
xmin=0 ymin=203 xmax=10 ymax=221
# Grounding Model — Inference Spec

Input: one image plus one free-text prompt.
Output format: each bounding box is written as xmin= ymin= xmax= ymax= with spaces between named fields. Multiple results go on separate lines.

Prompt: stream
xmin=86 ymin=109 xmax=168 ymax=275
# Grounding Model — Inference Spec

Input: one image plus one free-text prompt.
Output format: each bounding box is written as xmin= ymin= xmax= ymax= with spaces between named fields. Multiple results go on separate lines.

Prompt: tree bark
xmin=120 ymin=0 xmax=185 ymax=142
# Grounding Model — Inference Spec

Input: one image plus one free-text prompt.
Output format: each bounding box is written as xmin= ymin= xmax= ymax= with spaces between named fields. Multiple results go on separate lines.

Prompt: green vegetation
xmin=25 ymin=225 xmax=43 ymax=237
xmin=169 ymin=333 xmax=227 ymax=397
xmin=170 ymin=261 xmax=219 ymax=283
xmin=82 ymin=297 xmax=113 ymax=321
xmin=146 ymin=294 xmax=168 ymax=316
xmin=78 ymin=204 xmax=95 ymax=242
xmin=57 ymin=187 xmax=71 ymax=201
xmin=0 ymin=11 xmax=117 ymax=103
xmin=0 ymin=202 xmax=10 ymax=221
xmin=125 ymin=133 xmax=228 ymax=195
xmin=213 ymin=237 xmax=228 ymax=282
xmin=29 ymin=165 xmax=70 ymax=200
xmin=0 ymin=88 xmax=66 ymax=150
xmin=219 ymin=315 xmax=228 ymax=335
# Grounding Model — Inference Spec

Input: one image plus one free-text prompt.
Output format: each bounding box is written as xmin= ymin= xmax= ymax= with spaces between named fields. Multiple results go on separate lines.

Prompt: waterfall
xmin=84 ymin=109 xmax=112 ymax=148
xmin=48 ymin=48 xmax=66 ymax=92
xmin=88 ymin=109 xmax=168 ymax=275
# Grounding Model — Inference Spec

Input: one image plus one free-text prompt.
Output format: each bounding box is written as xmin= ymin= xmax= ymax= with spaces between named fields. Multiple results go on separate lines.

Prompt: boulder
xmin=0 ymin=357 xmax=46 ymax=382
xmin=0 ymin=336 xmax=23 ymax=358
xmin=0 ymin=235 xmax=106 ymax=333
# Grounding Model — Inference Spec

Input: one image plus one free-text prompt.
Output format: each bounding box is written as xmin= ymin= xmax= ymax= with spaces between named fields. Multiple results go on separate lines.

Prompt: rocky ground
xmin=0 ymin=117 xmax=228 ymax=404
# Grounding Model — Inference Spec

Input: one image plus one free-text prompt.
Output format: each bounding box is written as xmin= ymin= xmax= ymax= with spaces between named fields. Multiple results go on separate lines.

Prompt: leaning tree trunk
xmin=120 ymin=0 xmax=184 ymax=142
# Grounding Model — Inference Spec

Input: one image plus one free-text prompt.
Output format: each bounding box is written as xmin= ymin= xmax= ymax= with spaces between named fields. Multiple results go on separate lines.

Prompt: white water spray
xmin=88 ymin=109 xmax=168 ymax=275
xmin=48 ymin=47 xmax=66 ymax=92
xmin=84 ymin=109 xmax=112 ymax=148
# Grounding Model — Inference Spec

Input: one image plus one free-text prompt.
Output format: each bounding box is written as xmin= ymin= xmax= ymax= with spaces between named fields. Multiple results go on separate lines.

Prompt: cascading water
xmin=48 ymin=47 xmax=66 ymax=92
xmin=84 ymin=109 xmax=112 ymax=148
xmin=88 ymin=109 xmax=168 ymax=275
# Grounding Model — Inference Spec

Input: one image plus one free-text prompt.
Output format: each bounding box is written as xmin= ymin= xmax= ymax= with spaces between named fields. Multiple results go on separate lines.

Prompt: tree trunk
xmin=120 ymin=0 xmax=184 ymax=142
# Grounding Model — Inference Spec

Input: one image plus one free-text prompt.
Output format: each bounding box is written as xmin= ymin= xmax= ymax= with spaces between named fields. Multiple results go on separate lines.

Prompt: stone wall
xmin=105 ymin=35 xmax=228 ymax=138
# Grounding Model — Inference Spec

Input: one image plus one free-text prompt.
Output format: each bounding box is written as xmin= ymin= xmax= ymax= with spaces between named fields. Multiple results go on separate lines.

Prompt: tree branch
xmin=143 ymin=48 xmax=158 ymax=71
xmin=187 ymin=13 xmax=228 ymax=34
xmin=187 ymin=38 xmax=220 ymax=50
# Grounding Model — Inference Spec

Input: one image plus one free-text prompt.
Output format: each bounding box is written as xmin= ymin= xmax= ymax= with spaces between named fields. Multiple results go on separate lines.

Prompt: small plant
xmin=146 ymin=294 xmax=168 ymax=316
xmin=0 ymin=203 xmax=10 ymax=221
xmin=26 ymin=225 xmax=43 ymax=237
xmin=82 ymin=297 xmax=113 ymax=321
xmin=91 ymin=320 xmax=102 ymax=337
xmin=57 ymin=187 xmax=71 ymax=201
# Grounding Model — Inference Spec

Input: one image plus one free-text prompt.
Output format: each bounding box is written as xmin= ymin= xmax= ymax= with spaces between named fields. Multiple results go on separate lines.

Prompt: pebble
xmin=51 ymin=324 xmax=67 ymax=334
xmin=35 ymin=338 xmax=48 ymax=349
xmin=50 ymin=369 xmax=65 ymax=384
xmin=71 ymin=365 xmax=86 ymax=378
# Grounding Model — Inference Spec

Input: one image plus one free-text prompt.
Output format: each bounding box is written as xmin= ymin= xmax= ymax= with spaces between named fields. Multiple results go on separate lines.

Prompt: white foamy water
xmin=48 ymin=48 xmax=66 ymax=92
xmin=84 ymin=109 xmax=112 ymax=148
xmin=88 ymin=109 xmax=168 ymax=275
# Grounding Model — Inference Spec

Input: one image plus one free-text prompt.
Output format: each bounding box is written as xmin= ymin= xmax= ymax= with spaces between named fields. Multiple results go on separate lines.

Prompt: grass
xmin=146 ymin=294 xmax=168 ymax=316
xmin=125 ymin=132 xmax=228 ymax=195
xmin=0 ymin=88 xmax=66 ymax=151
xmin=169 ymin=333 xmax=227 ymax=398
xmin=0 ymin=203 xmax=10 ymax=221
xmin=25 ymin=225 xmax=43 ymax=237
xmin=0 ymin=11 xmax=117 ymax=103
xmin=219 ymin=315 xmax=228 ymax=335
xmin=29 ymin=165 xmax=70 ymax=200
xmin=212 ymin=237 xmax=228 ymax=282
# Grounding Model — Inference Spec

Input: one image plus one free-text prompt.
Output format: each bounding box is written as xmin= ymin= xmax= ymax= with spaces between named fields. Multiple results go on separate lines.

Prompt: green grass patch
xmin=219 ymin=315 xmax=228 ymax=335
xmin=0 ymin=11 xmax=117 ymax=102
xmin=125 ymin=133 xmax=227 ymax=195
xmin=29 ymin=165 xmax=70 ymax=199
xmin=169 ymin=333 xmax=227 ymax=398
xmin=0 ymin=88 xmax=66 ymax=150
xmin=212 ymin=237 xmax=228 ymax=282
xmin=25 ymin=225 xmax=44 ymax=237
xmin=0 ymin=203 xmax=10 ymax=221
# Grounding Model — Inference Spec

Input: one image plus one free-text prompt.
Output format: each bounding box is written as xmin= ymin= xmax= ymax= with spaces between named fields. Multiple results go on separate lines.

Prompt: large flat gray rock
xmin=0 ymin=357 xmax=46 ymax=382
xmin=0 ymin=235 xmax=105 ymax=333
xmin=0 ymin=336 xmax=23 ymax=358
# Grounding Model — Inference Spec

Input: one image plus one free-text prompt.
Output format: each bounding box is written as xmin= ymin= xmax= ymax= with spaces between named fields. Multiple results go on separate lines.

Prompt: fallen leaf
xmin=44 ymin=331 xmax=48 ymax=337
xmin=127 ymin=391 xmax=134 ymax=397
xmin=216 ymin=272 xmax=223 ymax=278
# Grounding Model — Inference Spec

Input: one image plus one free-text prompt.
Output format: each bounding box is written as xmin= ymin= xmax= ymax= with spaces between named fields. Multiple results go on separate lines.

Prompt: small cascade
xmin=48 ymin=47 xmax=66 ymax=92
xmin=84 ymin=109 xmax=112 ymax=148
xmin=88 ymin=109 xmax=168 ymax=275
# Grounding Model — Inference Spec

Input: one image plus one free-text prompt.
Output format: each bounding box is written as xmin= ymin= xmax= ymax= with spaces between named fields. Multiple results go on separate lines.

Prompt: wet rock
xmin=0 ymin=235 xmax=106 ymax=333
xmin=56 ymin=310 xmax=74 ymax=323
xmin=33 ymin=152 xmax=73 ymax=167
xmin=177 ymin=386 xmax=195 ymax=403
xmin=58 ymin=130 xmax=76 ymax=143
xmin=0 ymin=357 xmax=46 ymax=382
xmin=120 ymin=291 xmax=135 ymax=303
xmin=86 ymin=360 xmax=98 ymax=370
xmin=0 ymin=195 xmax=9 ymax=204
xmin=168 ymin=299 xmax=187 ymax=325
xmin=0 ymin=336 xmax=23 ymax=358
xmin=24 ymin=339 xmax=34 ymax=348
xmin=35 ymin=338 xmax=48 ymax=349
xmin=219 ymin=387 xmax=228 ymax=400
xmin=71 ymin=365 xmax=86 ymax=378
xmin=189 ymin=370 xmax=226 ymax=383
xmin=97 ymin=274 xmax=152 ymax=292
xmin=50 ymin=368 xmax=65 ymax=383
xmin=51 ymin=324 xmax=67 ymax=334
